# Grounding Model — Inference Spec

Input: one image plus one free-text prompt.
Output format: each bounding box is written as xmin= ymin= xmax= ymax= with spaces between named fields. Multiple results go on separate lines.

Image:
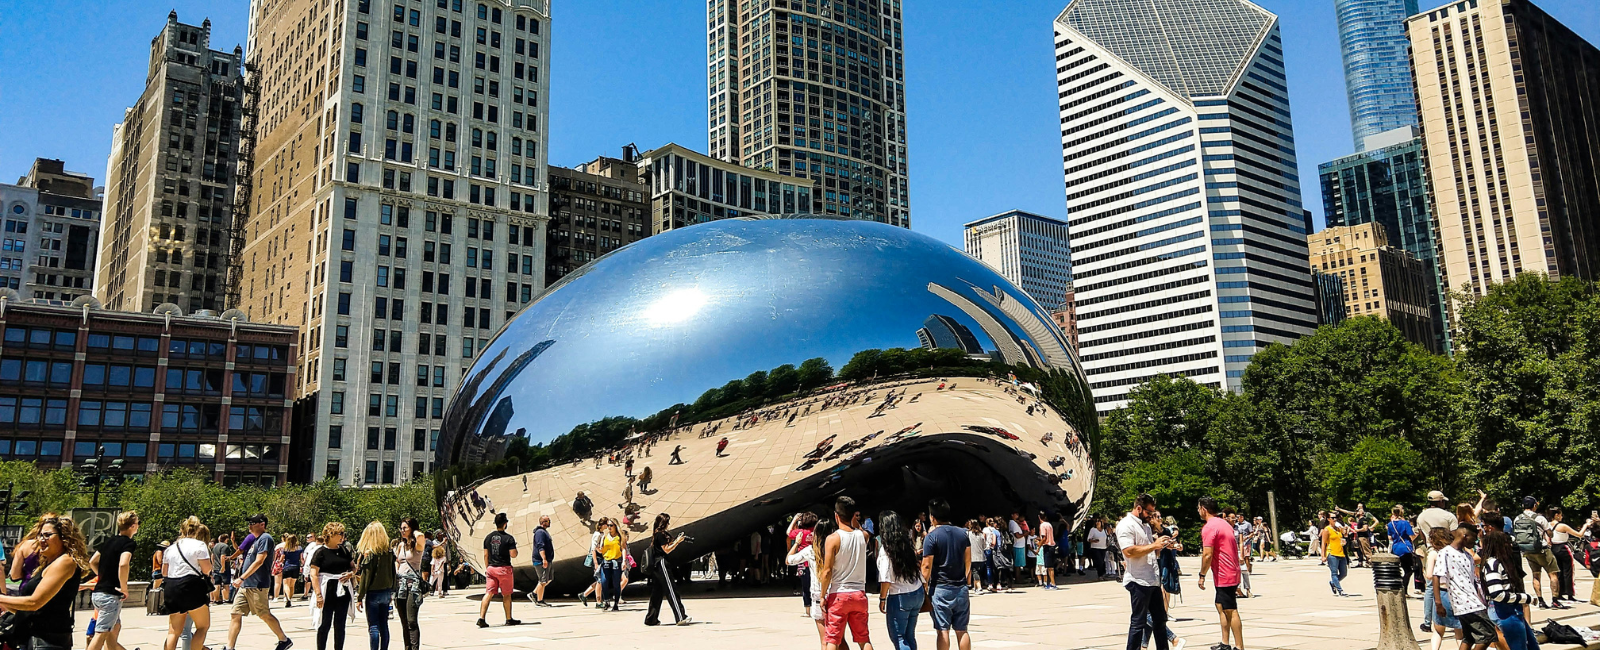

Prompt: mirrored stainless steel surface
xmin=437 ymin=217 xmax=1097 ymax=591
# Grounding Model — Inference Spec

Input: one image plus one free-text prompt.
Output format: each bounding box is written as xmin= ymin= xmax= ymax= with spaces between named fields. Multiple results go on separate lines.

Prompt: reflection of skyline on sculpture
xmin=443 ymin=218 xmax=1089 ymax=452
xmin=435 ymin=217 xmax=1097 ymax=592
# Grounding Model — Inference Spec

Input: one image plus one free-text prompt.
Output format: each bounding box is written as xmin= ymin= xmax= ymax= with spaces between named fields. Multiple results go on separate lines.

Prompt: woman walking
xmin=1321 ymin=512 xmax=1349 ymax=596
xmin=965 ymin=519 xmax=985 ymax=592
xmin=393 ymin=518 xmax=428 ymax=650
xmin=429 ymin=546 xmax=448 ymax=597
xmin=159 ymin=516 xmax=216 ymax=650
xmin=1549 ymin=507 xmax=1588 ymax=605
xmin=643 ymin=513 xmax=692 ymax=626
xmin=310 ymin=523 xmax=356 ymax=650
xmin=1386 ymin=506 xmax=1417 ymax=596
xmin=593 ymin=520 xmax=626 ymax=611
xmin=280 ymin=534 xmax=304 ymax=606
xmin=0 ymin=515 xmax=91 ymax=650
xmin=578 ymin=517 xmax=609 ymax=607
xmin=355 ymin=522 xmax=397 ymax=650
xmin=875 ymin=512 xmax=926 ymax=650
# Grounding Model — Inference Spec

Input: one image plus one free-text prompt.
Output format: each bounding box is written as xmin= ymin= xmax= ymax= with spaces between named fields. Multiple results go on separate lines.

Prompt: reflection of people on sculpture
xmin=638 ymin=466 xmax=654 ymax=494
xmin=573 ymin=491 xmax=593 ymax=522
xmin=716 ymin=437 xmax=730 ymax=457
xmin=669 ymin=445 xmax=684 ymax=465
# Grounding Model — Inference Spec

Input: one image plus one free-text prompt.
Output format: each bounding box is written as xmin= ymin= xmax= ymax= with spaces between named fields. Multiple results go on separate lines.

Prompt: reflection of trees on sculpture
xmin=481 ymin=348 xmax=1098 ymax=480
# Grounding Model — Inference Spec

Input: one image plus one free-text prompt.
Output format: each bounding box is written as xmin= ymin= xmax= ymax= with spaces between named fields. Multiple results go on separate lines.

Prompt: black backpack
xmin=1542 ymin=619 xmax=1588 ymax=646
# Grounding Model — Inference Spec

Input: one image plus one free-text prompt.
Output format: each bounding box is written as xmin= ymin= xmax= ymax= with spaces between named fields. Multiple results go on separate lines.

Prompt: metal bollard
xmin=1371 ymin=552 xmax=1417 ymax=650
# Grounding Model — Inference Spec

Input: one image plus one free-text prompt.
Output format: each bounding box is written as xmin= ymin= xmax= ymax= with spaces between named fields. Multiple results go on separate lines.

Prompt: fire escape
xmin=225 ymin=57 xmax=259 ymax=310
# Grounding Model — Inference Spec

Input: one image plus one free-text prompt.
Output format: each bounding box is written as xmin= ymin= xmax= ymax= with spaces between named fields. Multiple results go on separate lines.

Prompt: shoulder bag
xmin=157 ymin=542 xmax=215 ymax=615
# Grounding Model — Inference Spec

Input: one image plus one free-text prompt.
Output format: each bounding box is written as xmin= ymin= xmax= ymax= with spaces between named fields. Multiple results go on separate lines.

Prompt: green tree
xmin=1117 ymin=450 xmax=1240 ymax=550
xmin=1318 ymin=436 xmax=1433 ymax=516
xmin=1455 ymin=274 xmax=1600 ymax=506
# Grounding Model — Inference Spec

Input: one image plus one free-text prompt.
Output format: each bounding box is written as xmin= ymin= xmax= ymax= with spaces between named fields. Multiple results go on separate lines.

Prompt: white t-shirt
xmin=1087 ymin=527 xmax=1108 ymax=549
xmin=1432 ymin=545 xmax=1486 ymax=615
xmin=1115 ymin=513 xmax=1158 ymax=587
xmin=875 ymin=551 xmax=924 ymax=596
xmin=967 ymin=531 xmax=985 ymax=561
xmin=1008 ymin=520 xmax=1025 ymax=548
xmin=163 ymin=538 xmax=212 ymax=579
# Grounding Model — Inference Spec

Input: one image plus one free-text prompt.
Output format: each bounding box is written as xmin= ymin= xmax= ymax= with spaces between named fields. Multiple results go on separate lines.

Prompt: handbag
xmin=0 ymin=609 xmax=31 ymax=646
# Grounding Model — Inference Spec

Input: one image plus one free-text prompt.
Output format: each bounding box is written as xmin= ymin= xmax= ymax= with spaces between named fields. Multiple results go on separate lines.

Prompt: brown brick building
xmin=0 ymin=301 xmax=297 ymax=486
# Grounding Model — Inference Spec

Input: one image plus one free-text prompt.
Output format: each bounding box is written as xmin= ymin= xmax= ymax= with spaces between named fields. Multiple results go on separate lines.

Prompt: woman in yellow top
xmin=592 ymin=521 xmax=627 ymax=612
xmin=1320 ymin=512 xmax=1349 ymax=596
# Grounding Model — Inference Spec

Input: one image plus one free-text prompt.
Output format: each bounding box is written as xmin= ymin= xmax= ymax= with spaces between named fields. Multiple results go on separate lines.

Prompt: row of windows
xmin=1078 ymin=319 xmax=1216 ymax=350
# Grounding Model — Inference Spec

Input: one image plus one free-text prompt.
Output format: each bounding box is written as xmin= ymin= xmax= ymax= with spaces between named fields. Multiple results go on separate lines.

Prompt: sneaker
xmin=677 ymin=617 xmax=694 ymax=626
xmin=1537 ymin=598 xmax=1550 ymax=609
xmin=476 ymin=619 xmax=489 ymax=628
xmin=505 ymin=619 xmax=522 ymax=626
xmin=1173 ymin=639 xmax=1186 ymax=650
xmin=1420 ymin=623 xmax=1432 ymax=633
xmin=274 ymin=639 xmax=294 ymax=650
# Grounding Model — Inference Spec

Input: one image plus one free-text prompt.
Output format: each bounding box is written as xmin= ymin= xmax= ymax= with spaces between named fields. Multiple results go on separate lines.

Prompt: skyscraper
xmin=1307 ymin=223 xmax=1439 ymax=351
xmin=241 ymin=0 xmax=551 ymax=483
xmin=1319 ymin=129 xmax=1449 ymax=352
xmin=98 ymin=12 xmax=243 ymax=313
xmin=545 ymin=148 xmax=652 ymax=286
xmin=1054 ymin=0 xmax=1317 ymax=414
xmin=0 ymin=159 xmax=102 ymax=302
xmin=962 ymin=210 xmax=1073 ymax=312
xmin=1407 ymin=0 xmax=1600 ymax=315
xmin=1335 ymin=0 xmax=1420 ymax=150
xmin=916 ymin=314 xmax=983 ymax=355
xmin=706 ymin=0 xmax=909 ymax=226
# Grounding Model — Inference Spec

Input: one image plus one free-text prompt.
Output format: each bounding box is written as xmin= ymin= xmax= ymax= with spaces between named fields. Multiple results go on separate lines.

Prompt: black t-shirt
xmin=311 ymin=544 xmax=354 ymax=574
xmin=484 ymin=530 xmax=516 ymax=567
xmin=94 ymin=535 xmax=138 ymax=595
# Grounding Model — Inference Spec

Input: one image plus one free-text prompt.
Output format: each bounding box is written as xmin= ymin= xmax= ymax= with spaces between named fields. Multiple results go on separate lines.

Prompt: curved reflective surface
xmin=437 ymin=217 xmax=1097 ymax=591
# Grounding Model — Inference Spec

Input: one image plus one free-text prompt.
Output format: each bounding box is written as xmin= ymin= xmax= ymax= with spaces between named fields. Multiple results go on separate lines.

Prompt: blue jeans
xmin=1327 ymin=556 xmax=1348 ymax=593
xmin=365 ymin=589 xmax=393 ymax=650
xmin=884 ymin=587 xmax=925 ymax=650
xmin=983 ymin=550 xmax=996 ymax=587
xmin=602 ymin=559 xmax=623 ymax=608
xmin=1494 ymin=602 xmax=1540 ymax=650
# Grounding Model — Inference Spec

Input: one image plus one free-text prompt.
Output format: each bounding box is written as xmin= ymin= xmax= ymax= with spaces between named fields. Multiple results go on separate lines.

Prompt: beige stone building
xmin=1308 ymin=223 xmax=1439 ymax=351
xmin=241 ymin=0 xmax=551 ymax=483
xmin=98 ymin=13 xmax=245 ymax=314
xmin=1406 ymin=0 xmax=1600 ymax=318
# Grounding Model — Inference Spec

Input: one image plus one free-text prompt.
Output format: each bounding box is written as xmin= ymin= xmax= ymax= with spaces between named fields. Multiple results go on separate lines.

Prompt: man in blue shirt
xmin=922 ymin=499 xmax=972 ymax=650
xmin=227 ymin=514 xmax=291 ymax=650
xmin=531 ymin=516 xmax=555 ymax=606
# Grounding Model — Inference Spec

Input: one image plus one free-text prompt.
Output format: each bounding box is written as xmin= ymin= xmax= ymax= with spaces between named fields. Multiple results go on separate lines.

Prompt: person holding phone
xmin=1119 ymin=494 xmax=1174 ymax=650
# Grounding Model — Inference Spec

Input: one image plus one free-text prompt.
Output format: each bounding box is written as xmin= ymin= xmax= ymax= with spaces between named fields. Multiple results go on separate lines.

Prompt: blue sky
xmin=1 ymin=0 xmax=1596 ymax=249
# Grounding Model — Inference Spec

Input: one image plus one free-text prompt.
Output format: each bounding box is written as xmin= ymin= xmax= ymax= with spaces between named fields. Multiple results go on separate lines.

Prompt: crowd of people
xmin=0 ymin=511 xmax=456 ymax=650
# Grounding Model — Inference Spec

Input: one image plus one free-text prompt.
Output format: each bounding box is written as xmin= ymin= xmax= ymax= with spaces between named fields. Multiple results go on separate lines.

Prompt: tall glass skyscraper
xmin=1335 ymin=0 xmax=1420 ymax=149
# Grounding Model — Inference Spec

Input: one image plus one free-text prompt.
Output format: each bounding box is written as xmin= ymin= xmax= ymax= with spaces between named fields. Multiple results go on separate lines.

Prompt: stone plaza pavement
xmin=109 ymin=555 xmax=1600 ymax=650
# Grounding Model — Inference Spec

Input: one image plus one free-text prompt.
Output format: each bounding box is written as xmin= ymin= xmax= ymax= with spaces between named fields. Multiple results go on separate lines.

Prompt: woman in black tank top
xmin=0 ymin=517 xmax=90 ymax=650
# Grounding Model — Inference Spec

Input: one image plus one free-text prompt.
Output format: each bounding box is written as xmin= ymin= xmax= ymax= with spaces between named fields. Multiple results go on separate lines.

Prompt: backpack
xmin=1541 ymin=619 xmax=1588 ymax=646
xmin=1513 ymin=513 xmax=1546 ymax=553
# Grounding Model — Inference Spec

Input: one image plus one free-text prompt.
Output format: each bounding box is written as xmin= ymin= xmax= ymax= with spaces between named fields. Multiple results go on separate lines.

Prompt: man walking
xmin=477 ymin=512 xmax=522 ymax=627
xmin=1514 ymin=497 xmax=1565 ymax=609
xmin=1433 ymin=525 xmax=1496 ymax=650
xmin=1199 ymin=498 xmax=1243 ymax=650
xmin=226 ymin=514 xmax=292 ymax=650
xmin=1120 ymin=494 xmax=1175 ymax=650
xmin=531 ymin=516 xmax=554 ymax=607
xmin=817 ymin=496 xmax=873 ymax=650
xmin=1036 ymin=513 xmax=1057 ymax=589
xmin=922 ymin=499 xmax=972 ymax=650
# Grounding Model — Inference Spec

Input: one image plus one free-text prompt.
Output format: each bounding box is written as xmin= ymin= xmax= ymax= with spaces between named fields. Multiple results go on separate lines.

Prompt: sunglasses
xmin=37 ymin=531 xmax=57 ymax=539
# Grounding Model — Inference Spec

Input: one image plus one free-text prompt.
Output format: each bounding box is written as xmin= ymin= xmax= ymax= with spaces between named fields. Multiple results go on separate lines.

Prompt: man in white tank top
xmin=817 ymin=496 xmax=875 ymax=650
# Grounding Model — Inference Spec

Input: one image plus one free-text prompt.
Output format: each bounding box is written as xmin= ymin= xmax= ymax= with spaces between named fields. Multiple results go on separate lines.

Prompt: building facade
xmin=545 ymin=149 xmax=651 ymax=285
xmin=0 ymin=160 xmax=102 ymax=302
xmin=638 ymin=143 xmax=811 ymax=233
xmin=1335 ymin=0 xmax=1421 ymax=149
xmin=963 ymin=210 xmax=1074 ymax=313
xmin=1054 ymin=0 xmax=1317 ymax=414
xmin=1051 ymin=297 xmax=1079 ymax=351
xmin=98 ymin=13 xmax=244 ymax=314
xmin=1407 ymin=0 xmax=1600 ymax=319
xmin=241 ymin=0 xmax=551 ymax=484
xmin=1319 ymin=128 xmax=1449 ymax=352
xmin=1308 ymin=223 xmax=1438 ymax=351
xmin=0 ymin=301 xmax=296 ymax=486
xmin=707 ymin=0 xmax=909 ymax=226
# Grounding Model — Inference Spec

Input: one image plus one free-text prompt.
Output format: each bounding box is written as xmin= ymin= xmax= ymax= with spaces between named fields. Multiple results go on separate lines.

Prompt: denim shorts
xmin=931 ymin=584 xmax=970 ymax=631
xmin=90 ymin=592 xmax=123 ymax=630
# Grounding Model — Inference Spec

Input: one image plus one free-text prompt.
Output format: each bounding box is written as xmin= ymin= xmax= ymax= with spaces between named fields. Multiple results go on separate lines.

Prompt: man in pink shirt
xmin=1198 ymin=497 xmax=1244 ymax=650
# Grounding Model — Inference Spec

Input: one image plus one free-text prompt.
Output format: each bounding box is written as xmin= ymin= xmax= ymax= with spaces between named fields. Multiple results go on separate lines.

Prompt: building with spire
xmin=97 ymin=12 xmax=244 ymax=314
xmin=1053 ymin=0 xmax=1316 ymax=414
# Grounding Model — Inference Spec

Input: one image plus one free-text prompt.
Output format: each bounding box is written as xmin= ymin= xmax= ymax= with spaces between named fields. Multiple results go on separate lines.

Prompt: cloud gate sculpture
xmin=437 ymin=217 xmax=1096 ymax=591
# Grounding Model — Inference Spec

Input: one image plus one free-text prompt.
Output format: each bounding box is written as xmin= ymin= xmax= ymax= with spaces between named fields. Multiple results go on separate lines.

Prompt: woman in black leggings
xmin=644 ymin=513 xmax=691 ymax=626
xmin=310 ymin=522 xmax=355 ymax=650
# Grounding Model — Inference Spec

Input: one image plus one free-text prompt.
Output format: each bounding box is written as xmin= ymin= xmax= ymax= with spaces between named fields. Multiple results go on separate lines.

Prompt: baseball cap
xmin=247 ymin=513 xmax=269 ymax=525
xmin=1426 ymin=490 xmax=1447 ymax=503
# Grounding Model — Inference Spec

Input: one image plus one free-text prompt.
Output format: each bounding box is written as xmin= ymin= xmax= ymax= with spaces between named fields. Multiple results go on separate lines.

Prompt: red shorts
xmin=823 ymin=591 xmax=870 ymax=645
xmin=485 ymin=565 xmax=514 ymax=596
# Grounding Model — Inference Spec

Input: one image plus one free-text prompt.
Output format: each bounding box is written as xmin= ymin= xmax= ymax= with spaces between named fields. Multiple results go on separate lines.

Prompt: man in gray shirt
xmin=1416 ymin=490 xmax=1459 ymax=538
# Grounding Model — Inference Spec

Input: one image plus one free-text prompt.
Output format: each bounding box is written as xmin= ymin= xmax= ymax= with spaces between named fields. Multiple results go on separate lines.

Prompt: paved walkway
xmin=108 ymin=556 xmax=1600 ymax=650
